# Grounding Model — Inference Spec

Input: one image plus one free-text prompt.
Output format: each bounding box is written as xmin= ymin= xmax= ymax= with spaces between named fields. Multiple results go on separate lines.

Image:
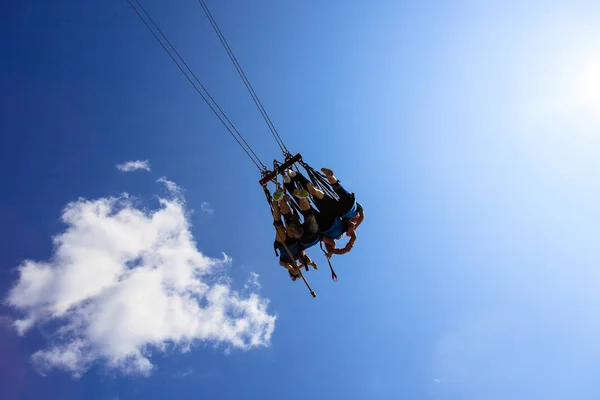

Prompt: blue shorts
xmin=341 ymin=201 xmax=363 ymax=220
xmin=320 ymin=218 xmax=346 ymax=240
xmin=275 ymin=239 xmax=300 ymax=263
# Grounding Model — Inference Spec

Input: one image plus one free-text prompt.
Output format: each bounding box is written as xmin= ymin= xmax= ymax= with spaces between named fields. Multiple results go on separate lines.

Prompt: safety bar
xmin=259 ymin=153 xmax=302 ymax=185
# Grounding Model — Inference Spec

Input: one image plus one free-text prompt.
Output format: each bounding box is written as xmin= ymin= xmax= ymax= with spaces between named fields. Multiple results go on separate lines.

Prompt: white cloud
xmin=244 ymin=272 xmax=261 ymax=291
xmin=200 ymin=202 xmax=214 ymax=216
xmin=157 ymin=177 xmax=182 ymax=195
xmin=6 ymin=193 xmax=275 ymax=377
xmin=116 ymin=160 xmax=151 ymax=172
xmin=173 ymin=368 xmax=193 ymax=379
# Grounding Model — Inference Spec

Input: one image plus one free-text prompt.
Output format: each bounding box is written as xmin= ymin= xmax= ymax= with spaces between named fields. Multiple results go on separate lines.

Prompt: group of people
xmin=272 ymin=167 xmax=364 ymax=281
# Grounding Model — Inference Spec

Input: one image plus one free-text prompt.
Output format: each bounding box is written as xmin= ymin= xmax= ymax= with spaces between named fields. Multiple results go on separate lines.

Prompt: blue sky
xmin=3 ymin=0 xmax=600 ymax=399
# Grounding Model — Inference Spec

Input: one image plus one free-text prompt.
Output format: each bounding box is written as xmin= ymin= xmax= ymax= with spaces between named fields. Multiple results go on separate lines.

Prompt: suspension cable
xmin=128 ymin=0 xmax=267 ymax=171
xmin=198 ymin=0 xmax=291 ymax=156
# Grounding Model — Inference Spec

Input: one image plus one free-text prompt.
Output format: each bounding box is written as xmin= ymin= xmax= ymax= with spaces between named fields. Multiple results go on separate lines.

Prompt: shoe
xmin=287 ymin=169 xmax=297 ymax=178
xmin=273 ymin=190 xmax=285 ymax=202
xmin=293 ymin=189 xmax=309 ymax=199
xmin=283 ymin=175 xmax=291 ymax=184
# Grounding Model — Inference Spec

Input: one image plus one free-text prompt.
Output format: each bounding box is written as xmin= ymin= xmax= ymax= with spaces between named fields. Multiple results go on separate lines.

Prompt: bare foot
xmin=307 ymin=183 xmax=324 ymax=199
xmin=321 ymin=168 xmax=334 ymax=177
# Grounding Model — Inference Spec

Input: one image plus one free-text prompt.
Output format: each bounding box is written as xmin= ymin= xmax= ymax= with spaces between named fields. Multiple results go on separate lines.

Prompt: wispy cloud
xmin=6 ymin=190 xmax=275 ymax=377
xmin=116 ymin=160 xmax=151 ymax=172
xmin=244 ymin=272 xmax=262 ymax=291
xmin=173 ymin=368 xmax=193 ymax=379
xmin=200 ymin=202 xmax=214 ymax=216
xmin=157 ymin=177 xmax=182 ymax=195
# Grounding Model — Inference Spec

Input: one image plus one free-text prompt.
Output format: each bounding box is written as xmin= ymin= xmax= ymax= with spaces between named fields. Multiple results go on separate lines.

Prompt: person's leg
xmin=274 ymin=225 xmax=287 ymax=242
xmin=298 ymin=198 xmax=319 ymax=242
xmin=321 ymin=168 xmax=355 ymax=213
xmin=321 ymin=168 xmax=337 ymax=185
xmin=279 ymin=197 xmax=291 ymax=214
xmin=273 ymin=185 xmax=285 ymax=202
xmin=289 ymin=170 xmax=330 ymax=209
xmin=272 ymin=201 xmax=288 ymax=242
xmin=306 ymin=183 xmax=325 ymax=200
xmin=292 ymin=170 xmax=312 ymax=190
xmin=302 ymin=187 xmax=339 ymax=226
xmin=283 ymin=179 xmax=297 ymax=199
xmin=280 ymin=196 xmax=303 ymax=239
xmin=321 ymin=168 xmax=352 ymax=198
xmin=288 ymin=170 xmax=340 ymax=224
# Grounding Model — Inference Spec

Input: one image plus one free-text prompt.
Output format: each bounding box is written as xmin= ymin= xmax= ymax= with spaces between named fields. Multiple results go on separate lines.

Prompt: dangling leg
xmin=279 ymin=195 xmax=292 ymax=214
xmin=321 ymin=168 xmax=355 ymax=213
xmin=278 ymin=195 xmax=303 ymax=239
xmin=320 ymin=168 xmax=352 ymax=200
xmin=297 ymin=198 xmax=320 ymax=251
xmin=286 ymin=169 xmax=328 ymax=202
xmin=291 ymin=169 xmax=310 ymax=188
xmin=306 ymin=183 xmax=325 ymax=200
xmin=298 ymin=197 xmax=311 ymax=212
xmin=272 ymin=200 xmax=288 ymax=243
xmin=321 ymin=168 xmax=337 ymax=185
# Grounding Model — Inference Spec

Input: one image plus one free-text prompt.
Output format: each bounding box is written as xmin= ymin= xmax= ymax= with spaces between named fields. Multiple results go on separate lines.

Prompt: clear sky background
xmin=3 ymin=0 xmax=600 ymax=399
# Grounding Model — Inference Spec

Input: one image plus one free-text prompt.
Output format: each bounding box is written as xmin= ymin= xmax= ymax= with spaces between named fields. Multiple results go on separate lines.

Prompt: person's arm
xmin=324 ymin=241 xmax=347 ymax=257
xmin=343 ymin=229 xmax=357 ymax=252
xmin=346 ymin=221 xmax=356 ymax=236
xmin=330 ymin=230 xmax=357 ymax=256
xmin=352 ymin=208 xmax=364 ymax=229
xmin=322 ymin=236 xmax=336 ymax=248
xmin=280 ymin=260 xmax=299 ymax=275
xmin=301 ymin=251 xmax=318 ymax=269
xmin=323 ymin=242 xmax=332 ymax=258
xmin=322 ymin=237 xmax=337 ymax=258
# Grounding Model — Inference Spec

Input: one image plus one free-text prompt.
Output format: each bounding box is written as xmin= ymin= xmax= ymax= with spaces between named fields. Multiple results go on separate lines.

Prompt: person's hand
xmin=289 ymin=269 xmax=300 ymax=281
xmin=325 ymin=251 xmax=333 ymax=259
